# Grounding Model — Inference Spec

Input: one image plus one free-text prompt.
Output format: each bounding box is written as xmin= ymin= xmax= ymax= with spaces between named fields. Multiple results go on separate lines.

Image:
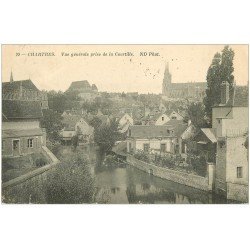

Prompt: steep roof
xmin=2 ymin=100 xmax=43 ymax=120
xmin=233 ymin=86 xmax=248 ymax=107
xmin=128 ymin=125 xmax=175 ymax=138
xmin=62 ymin=114 xmax=83 ymax=130
xmin=163 ymin=120 xmax=188 ymax=137
xmin=67 ymin=80 xmax=92 ymax=92
xmin=215 ymin=85 xmax=248 ymax=107
xmin=2 ymin=79 xmax=40 ymax=91
xmin=201 ymin=128 xmax=217 ymax=143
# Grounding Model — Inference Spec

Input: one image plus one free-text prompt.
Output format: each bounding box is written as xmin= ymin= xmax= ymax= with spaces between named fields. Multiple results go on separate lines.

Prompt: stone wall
xmin=227 ymin=182 xmax=248 ymax=203
xmin=127 ymin=155 xmax=211 ymax=191
xmin=2 ymin=162 xmax=58 ymax=203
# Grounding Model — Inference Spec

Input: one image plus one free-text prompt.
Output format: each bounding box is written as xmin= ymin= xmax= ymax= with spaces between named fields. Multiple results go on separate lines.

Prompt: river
xmin=79 ymin=145 xmax=235 ymax=204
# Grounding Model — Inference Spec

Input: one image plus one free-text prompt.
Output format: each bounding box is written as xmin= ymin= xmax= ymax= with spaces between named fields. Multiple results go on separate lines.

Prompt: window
xmin=237 ymin=167 xmax=243 ymax=178
xmin=160 ymin=144 xmax=166 ymax=152
xmin=143 ymin=143 xmax=150 ymax=152
xmin=27 ymin=139 xmax=33 ymax=148
xmin=161 ymin=116 xmax=164 ymax=121
xmin=172 ymin=116 xmax=177 ymax=120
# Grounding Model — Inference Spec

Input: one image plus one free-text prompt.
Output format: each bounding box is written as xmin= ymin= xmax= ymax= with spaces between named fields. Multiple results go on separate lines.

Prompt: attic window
xmin=162 ymin=117 xmax=164 ymax=121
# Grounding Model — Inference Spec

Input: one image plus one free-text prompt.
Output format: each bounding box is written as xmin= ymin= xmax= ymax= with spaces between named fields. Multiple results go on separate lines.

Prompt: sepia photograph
xmin=1 ymin=44 xmax=249 ymax=204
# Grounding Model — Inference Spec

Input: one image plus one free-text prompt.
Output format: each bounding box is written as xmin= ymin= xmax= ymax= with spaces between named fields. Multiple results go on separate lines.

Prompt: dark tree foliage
xmin=41 ymin=109 xmax=63 ymax=142
xmin=71 ymin=135 xmax=79 ymax=149
xmin=204 ymin=46 xmax=235 ymax=124
xmin=94 ymin=118 xmax=120 ymax=153
xmin=89 ymin=116 xmax=102 ymax=130
xmin=45 ymin=153 xmax=95 ymax=204
xmin=187 ymin=102 xmax=207 ymax=128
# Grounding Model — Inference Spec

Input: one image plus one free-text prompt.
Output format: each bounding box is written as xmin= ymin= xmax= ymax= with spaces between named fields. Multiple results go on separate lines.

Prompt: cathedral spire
xmin=165 ymin=62 xmax=169 ymax=73
xmin=10 ymin=69 xmax=14 ymax=83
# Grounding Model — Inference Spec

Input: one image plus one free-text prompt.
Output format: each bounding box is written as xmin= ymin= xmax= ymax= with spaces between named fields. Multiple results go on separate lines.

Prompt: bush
xmin=35 ymin=158 xmax=47 ymax=167
xmin=45 ymin=153 xmax=95 ymax=204
xmin=134 ymin=150 xmax=150 ymax=162
xmin=188 ymin=154 xmax=207 ymax=176
xmin=102 ymin=154 xmax=118 ymax=168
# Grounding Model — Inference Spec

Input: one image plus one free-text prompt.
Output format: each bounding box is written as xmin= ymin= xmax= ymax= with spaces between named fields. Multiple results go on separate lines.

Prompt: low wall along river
xmin=126 ymin=154 xmax=214 ymax=192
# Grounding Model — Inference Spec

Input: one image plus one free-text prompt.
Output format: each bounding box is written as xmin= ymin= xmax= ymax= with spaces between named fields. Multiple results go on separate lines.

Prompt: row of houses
xmin=124 ymin=82 xmax=248 ymax=201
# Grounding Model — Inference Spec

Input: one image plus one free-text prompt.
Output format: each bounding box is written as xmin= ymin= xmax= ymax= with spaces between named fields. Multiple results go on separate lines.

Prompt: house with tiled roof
xmin=126 ymin=125 xmax=176 ymax=154
xmin=60 ymin=114 xmax=94 ymax=144
xmin=2 ymin=100 xmax=46 ymax=157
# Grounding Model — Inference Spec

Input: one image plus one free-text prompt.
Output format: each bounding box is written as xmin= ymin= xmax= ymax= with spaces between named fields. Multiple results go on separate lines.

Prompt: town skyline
xmin=2 ymin=45 xmax=249 ymax=94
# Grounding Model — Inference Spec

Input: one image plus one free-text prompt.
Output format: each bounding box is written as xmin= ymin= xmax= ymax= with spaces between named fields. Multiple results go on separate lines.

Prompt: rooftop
xmin=215 ymin=85 xmax=248 ymax=107
xmin=163 ymin=120 xmax=188 ymax=137
xmin=128 ymin=125 xmax=175 ymax=138
xmin=2 ymin=100 xmax=43 ymax=120
xmin=3 ymin=128 xmax=44 ymax=138
xmin=2 ymin=79 xmax=40 ymax=92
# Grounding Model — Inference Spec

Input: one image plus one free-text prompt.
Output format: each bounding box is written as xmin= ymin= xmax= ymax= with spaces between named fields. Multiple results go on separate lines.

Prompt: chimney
xmin=220 ymin=81 xmax=230 ymax=105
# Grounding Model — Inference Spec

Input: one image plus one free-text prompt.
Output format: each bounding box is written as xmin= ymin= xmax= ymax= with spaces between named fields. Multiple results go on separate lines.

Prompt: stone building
xmin=162 ymin=63 xmax=206 ymax=100
xmin=213 ymin=82 xmax=248 ymax=202
xmin=194 ymin=82 xmax=248 ymax=202
xmin=2 ymin=100 xmax=46 ymax=157
xmin=65 ymin=80 xmax=98 ymax=101
xmin=2 ymin=72 xmax=48 ymax=109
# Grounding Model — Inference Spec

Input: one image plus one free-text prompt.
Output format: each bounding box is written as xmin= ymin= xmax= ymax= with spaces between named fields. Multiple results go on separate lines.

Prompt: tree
xmin=45 ymin=153 xmax=95 ymax=204
xmin=41 ymin=109 xmax=64 ymax=142
xmin=187 ymin=102 xmax=207 ymax=128
xmin=89 ymin=116 xmax=102 ymax=130
xmin=204 ymin=45 xmax=235 ymax=124
xmin=94 ymin=118 xmax=120 ymax=154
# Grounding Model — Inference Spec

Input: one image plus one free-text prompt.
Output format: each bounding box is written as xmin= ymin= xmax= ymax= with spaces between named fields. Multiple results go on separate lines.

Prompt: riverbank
xmin=126 ymin=154 xmax=214 ymax=192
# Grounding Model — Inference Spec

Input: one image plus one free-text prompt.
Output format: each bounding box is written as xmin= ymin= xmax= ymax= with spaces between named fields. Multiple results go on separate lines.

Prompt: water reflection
xmin=82 ymin=146 xmax=236 ymax=204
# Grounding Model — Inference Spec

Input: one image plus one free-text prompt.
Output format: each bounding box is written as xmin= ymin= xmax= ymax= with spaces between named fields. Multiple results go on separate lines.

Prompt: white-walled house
xmin=167 ymin=110 xmax=184 ymax=120
xmin=126 ymin=125 xmax=176 ymax=154
xmin=118 ymin=113 xmax=134 ymax=128
xmin=61 ymin=115 xmax=94 ymax=144
xmin=155 ymin=113 xmax=170 ymax=125
xmin=212 ymin=83 xmax=248 ymax=201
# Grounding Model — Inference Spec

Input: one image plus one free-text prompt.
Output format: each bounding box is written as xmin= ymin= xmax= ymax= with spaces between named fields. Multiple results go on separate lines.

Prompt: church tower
xmin=162 ymin=62 xmax=172 ymax=95
xmin=10 ymin=69 xmax=14 ymax=83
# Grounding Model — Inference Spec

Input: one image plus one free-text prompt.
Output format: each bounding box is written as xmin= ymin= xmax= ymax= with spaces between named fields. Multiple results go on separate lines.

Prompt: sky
xmin=1 ymin=45 xmax=248 ymax=94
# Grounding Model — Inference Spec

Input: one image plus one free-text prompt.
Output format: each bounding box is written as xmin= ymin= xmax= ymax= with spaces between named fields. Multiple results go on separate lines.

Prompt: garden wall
xmin=2 ymin=146 xmax=59 ymax=203
xmin=127 ymin=154 xmax=212 ymax=191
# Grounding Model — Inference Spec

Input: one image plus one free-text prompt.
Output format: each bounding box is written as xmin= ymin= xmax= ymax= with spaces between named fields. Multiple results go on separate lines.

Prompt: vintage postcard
xmin=1 ymin=44 xmax=249 ymax=204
